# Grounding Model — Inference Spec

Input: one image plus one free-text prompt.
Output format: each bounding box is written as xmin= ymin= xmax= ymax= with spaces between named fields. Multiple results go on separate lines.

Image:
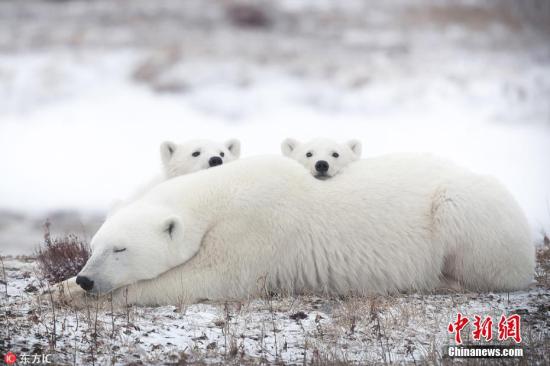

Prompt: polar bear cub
xmin=118 ymin=139 xmax=240 ymax=208
xmin=281 ymin=138 xmax=361 ymax=179
xmin=161 ymin=139 xmax=241 ymax=178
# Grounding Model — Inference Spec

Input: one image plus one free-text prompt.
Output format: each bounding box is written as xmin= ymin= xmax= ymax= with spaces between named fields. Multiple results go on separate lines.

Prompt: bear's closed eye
xmin=114 ymin=248 xmax=127 ymax=253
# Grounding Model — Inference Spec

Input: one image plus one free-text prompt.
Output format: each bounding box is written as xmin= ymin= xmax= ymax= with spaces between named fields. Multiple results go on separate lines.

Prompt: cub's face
xmin=75 ymin=205 xmax=197 ymax=294
xmin=281 ymin=138 xmax=362 ymax=179
xmin=161 ymin=139 xmax=241 ymax=178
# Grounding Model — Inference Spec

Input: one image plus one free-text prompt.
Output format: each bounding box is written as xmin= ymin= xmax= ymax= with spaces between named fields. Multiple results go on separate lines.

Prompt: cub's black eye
xmin=192 ymin=151 xmax=200 ymax=157
xmin=332 ymin=152 xmax=339 ymax=158
xmin=220 ymin=152 xmax=225 ymax=157
xmin=306 ymin=152 xmax=313 ymax=158
xmin=113 ymin=248 xmax=127 ymax=253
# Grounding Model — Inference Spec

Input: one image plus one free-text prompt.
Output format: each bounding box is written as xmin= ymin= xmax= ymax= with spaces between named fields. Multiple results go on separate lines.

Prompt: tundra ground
xmin=1 ymin=240 xmax=549 ymax=365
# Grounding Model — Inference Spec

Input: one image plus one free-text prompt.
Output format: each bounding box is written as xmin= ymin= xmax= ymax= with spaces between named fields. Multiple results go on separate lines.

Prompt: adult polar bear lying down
xmin=69 ymin=154 xmax=534 ymax=305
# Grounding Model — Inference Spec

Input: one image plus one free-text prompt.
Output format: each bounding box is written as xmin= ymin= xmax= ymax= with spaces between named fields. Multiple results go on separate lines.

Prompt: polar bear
xmin=281 ymin=138 xmax=361 ymax=179
xmin=161 ymin=139 xmax=241 ymax=178
xmin=109 ymin=139 xmax=241 ymax=214
xmin=66 ymin=154 xmax=534 ymax=306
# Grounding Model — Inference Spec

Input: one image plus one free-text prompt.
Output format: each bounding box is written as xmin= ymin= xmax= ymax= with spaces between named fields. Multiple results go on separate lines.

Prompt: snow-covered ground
xmin=1 ymin=1 xmax=549 ymax=256
xmin=1 ymin=253 xmax=549 ymax=364
xmin=0 ymin=2 xmax=549 ymax=253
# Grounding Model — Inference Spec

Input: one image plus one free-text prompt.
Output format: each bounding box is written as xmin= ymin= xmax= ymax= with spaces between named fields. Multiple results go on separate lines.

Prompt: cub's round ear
xmin=163 ymin=216 xmax=183 ymax=240
xmin=281 ymin=138 xmax=299 ymax=157
xmin=160 ymin=141 xmax=177 ymax=165
xmin=347 ymin=139 xmax=362 ymax=158
xmin=225 ymin=139 xmax=241 ymax=158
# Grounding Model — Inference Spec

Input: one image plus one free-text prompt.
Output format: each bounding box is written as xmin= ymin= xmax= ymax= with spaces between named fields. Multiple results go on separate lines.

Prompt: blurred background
xmin=0 ymin=0 xmax=549 ymax=255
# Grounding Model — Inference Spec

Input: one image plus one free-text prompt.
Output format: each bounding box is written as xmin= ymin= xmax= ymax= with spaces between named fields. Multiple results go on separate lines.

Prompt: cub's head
xmin=75 ymin=205 xmax=198 ymax=294
xmin=160 ymin=139 xmax=241 ymax=178
xmin=281 ymin=138 xmax=362 ymax=179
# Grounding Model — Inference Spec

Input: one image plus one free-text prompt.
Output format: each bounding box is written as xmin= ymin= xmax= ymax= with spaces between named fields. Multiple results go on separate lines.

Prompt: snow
xmin=2 ymin=257 xmax=549 ymax=364
xmin=0 ymin=48 xmax=549 ymax=245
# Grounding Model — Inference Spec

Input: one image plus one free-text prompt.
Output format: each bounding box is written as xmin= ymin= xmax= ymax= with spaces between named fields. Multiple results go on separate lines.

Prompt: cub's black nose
xmin=315 ymin=160 xmax=329 ymax=173
xmin=76 ymin=275 xmax=94 ymax=291
xmin=209 ymin=156 xmax=223 ymax=167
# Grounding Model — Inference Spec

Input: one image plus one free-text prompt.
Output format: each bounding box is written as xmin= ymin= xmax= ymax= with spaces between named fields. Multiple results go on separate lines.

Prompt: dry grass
xmin=35 ymin=220 xmax=90 ymax=285
xmin=3 ymin=267 xmax=549 ymax=365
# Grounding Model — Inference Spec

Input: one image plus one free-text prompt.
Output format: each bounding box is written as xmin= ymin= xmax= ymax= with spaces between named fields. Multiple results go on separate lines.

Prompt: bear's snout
xmin=76 ymin=275 xmax=94 ymax=291
xmin=209 ymin=156 xmax=223 ymax=167
xmin=315 ymin=160 xmax=329 ymax=173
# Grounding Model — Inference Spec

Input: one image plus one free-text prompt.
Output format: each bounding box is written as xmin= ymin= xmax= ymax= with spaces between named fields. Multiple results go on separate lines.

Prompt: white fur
xmin=74 ymin=154 xmax=534 ymax=305
xmin=109 ymin=139 xmax=241 ymax=214
xmin=281 ymin=138 xmax=361 ymax=178
xmin=161 ymin=139 xmax=240 ymax=178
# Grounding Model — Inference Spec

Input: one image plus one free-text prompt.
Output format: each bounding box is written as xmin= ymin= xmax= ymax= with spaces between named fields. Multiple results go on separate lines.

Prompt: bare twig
xmin=260 ymin=274 xmax=279 ymax=361
xmin=223 ymin=302 xmax=228 ymax=358
xmin=0 ymin=255 xmax=11 ymax=349
xmin=73 ymin=306 xmax=79 ymax=366
xmin=110 ymin=294 xmax=115 ymax=339
xmin=46 ymin=280 xmax=57 ymax=350
xmin=124 ymin=288 xmax=130 ymax=328
xmin=0 ymin=255 xmax=7 ymax=298
xmin=94 ymin=296 xmax=99 ymax=350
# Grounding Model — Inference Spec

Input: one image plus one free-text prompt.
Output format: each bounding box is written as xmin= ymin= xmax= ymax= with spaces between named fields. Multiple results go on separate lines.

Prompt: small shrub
xmin=36 ymin=220 xmax=90 ymax=284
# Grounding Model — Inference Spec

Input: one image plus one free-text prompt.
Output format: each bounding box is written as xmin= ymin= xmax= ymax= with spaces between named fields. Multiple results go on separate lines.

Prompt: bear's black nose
xmin=315 ymin=160 xmax=329 ymax=173
xmin=76 ymin=275 xmax=94 ymax=291
xmin=209 ymin=156 xmax=223 ymax=167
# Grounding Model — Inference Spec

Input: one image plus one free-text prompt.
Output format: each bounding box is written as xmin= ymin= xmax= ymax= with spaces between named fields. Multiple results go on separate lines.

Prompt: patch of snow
xmin=0 ymin=49 xmax=549 ymax=250
xmin=2 ymin=258 xmax=549 ymax=364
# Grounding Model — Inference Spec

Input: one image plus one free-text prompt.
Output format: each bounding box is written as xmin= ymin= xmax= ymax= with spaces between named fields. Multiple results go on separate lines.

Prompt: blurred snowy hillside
xmin=0 ymin=0 xmax=549 ymax=254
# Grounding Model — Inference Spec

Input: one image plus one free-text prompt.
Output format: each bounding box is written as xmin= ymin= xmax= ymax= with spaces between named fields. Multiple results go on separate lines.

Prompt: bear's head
xmin=75 ymin=204 xmax=197 ymax=294
xmin=281 ymin=138 xmax=362 ymax=179
xmin=160 ymin=139 xmax=241 ymax=178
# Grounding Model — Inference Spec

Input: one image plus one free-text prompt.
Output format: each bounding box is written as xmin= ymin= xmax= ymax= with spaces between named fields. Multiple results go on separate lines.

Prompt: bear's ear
xmin=160 ymin=141 xmax=177 ymax=165
xmin=225 ymin=139 xmax=241 ymax=158
xmin=347 ymin=139 xmax=362 ymax=158
xmin=163 ymin=216 xmax=184 ymax=241
xmin=281 ymin=138 xmax=299 ymax=157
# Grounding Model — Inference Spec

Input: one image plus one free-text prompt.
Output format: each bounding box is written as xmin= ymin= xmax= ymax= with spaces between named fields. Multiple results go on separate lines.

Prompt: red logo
xmin=448 ymin=312 xmax=469 ymax=344
xmin=448 ymin=313 xmax=522 ymax=344
xmin=472 ymin=315 xmax=493 ymax=341
xmin=4 ymin=352 xmax=16 ymax=365
xmin=498 ymin=314 xmax=522 ymax=343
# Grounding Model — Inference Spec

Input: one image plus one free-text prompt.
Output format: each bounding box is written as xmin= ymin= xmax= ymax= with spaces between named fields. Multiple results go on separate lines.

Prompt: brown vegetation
xmin=35 ymin=220 xmax=90 ymax=285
